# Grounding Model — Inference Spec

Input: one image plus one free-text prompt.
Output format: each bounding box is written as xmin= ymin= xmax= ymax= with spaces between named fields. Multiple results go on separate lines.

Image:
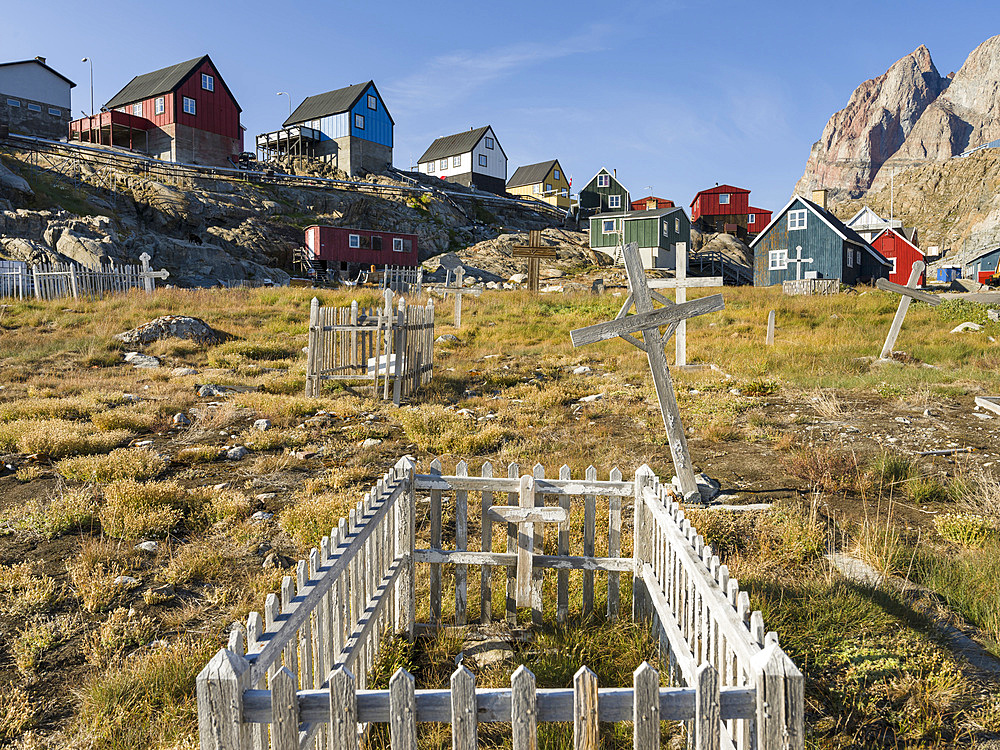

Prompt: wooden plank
xmin=511 ymin=665 xmax=537 ymax=750
xmin=569 ymin=294 xmax=725 ymax=346
xmin=506 ymin=462 xmax=518 ymax=626
xmin=270 ymin=667 xmax=298 ymax=750
xmin=328 ymin=667 xmax=357 ymax=749
xmin=389 ymin=668 xmax=417 ymax=750
xmin=633 ymin=662 xmax=660 ymax=750
xmin=583 ymin=466 xmax=597 ymax=619
xmin=487 ymin=506 xmax=569 ymax=524
xmin=429 ymin=458 xmax=443 ymax=625
xmin=608 ymin=467 xmax=622 ymax=621
xmin=696 ymin=664 xmax=721 ymax=750
xmin=648 ymin=276 xmax=724 ymax=289
xmin=574 ymin=667 xmax=599 ymax=750
xmin=455 ymin=461 xmax=468 ymax=626
xmin=532 ymin=464 xmax=545 ymax=626
xmin=516 ymin=474 xmax=534 ymax=608
xmin=451 ymin=665 xmax=478 ymax=750
xmin=196 ymin=648 xmax=251 ymax=750
xmin=415 ymin=474 xmax=635 ymax=497
xmin=876 ymin=275 xmax=939 ymax=304
xmin=557 ymin=464 xmax=571 ymax=624
xmin=480 ymin=462 xmax=494 ymax=624
xmin=413 ymin=548 xmax=633 ymax=572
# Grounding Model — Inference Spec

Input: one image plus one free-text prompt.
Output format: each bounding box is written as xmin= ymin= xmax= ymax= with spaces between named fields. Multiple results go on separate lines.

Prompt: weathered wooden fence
xmin=380 ymin=265 xmax=422 ymax=295
xmin=197 ymin=459 xmax=803 ymax=750
xmin=782 ymin=279 xmax=838 ymax=296
xmin=0 ymin=252 xmax=168 ymax=300
xmin=304 ymin=290 xmax=434 ymax=405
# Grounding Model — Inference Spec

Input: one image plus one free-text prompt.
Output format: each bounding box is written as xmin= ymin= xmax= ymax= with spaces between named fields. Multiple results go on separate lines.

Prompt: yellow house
xmin=506 ymin=159 xmax=571 ymax=209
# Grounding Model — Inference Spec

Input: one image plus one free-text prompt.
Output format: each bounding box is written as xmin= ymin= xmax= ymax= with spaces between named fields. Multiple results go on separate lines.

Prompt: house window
xmin=27 ymin=103 xmax=42 ymax=112
xmin=132 ymin=103 xmax=142 ymax=116
xmin=748 ymin=214 xmax=755 ymax=225
xmin=367 ymin=94 xmax=377 ymax=110
xmin=597 ymin=174 xmax=610 ymax=187
xmin=202 ymin=73 xmax=214 ymax=91
xmin=546 ymin=183 xmax=552 ymax=193
xmin=155 ymin=97 xmax=164 ymax=115
xmin=675 ymin=217 xmax=680 ymax=233
xmin=183 ymin=97 xmax=196 ymax=115
xmin=560 ymin=188 xmax=567 ymax=197
xmin=847 ymin=249 xmax=853 ymax=268
xmin=452 ymin=155 xmax=461 ymax=167
xmin=554 ymin=169 xmax=560 ymax=180
xmin=372 ymin=236 xmax=383 ymax=251
xmin=440 ymin=159 xmax=448 ymax=170
xmin=533 ymin=185 xmax=541 ymax=194
xmin=788 ymin=209 xmax=807 ymax=230
xmin=349 ymin=234 xmax=360 ymax=248
xmin=485 ymin=136 xmax=494 ymax=150
xmin=608 ymin=195 xmax=621 ymax=209
xmin=856 ymin=250 xmax=862 ymax=266
xmin=719 ymin=193 xmax=730 ymax=205
xmin=889 ymin=256 xmax=897 ymax=274
xmin=355 ymin=113 xmax=365 ymax=129
xmin=479 ymin=154 xmax=488 ymax=167
xmin=769 ymin=249 xmax=788 ymax=270
xmin=393 ymin=238 xmax=404 ymax=252
xmin=602 ymin=219 xmax=617 ymax=234
xmin=662 ymin=221 xmax=670 ymax=237
xmin=48 ymin=107 xmax=60 ymax=116
xmin=7 ymin=99 xmax=19 ymax=107
xmin=426 ymin=162 xmax=434 ymax=173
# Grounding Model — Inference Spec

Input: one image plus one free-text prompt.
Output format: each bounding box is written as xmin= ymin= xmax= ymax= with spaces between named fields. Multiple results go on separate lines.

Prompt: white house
xmin=0 ymin=57 xmax=75 ymax=140
xmin=417 ymin=125 xmax=507 ymax=195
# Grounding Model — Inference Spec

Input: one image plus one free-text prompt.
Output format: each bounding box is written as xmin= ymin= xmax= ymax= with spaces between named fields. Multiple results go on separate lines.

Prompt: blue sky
xmin=3 ymin=0 xmax=998 ymax=211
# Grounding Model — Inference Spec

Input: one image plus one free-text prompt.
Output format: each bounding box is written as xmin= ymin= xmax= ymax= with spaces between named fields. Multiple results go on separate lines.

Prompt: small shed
xmin=630 ymin=195 xmax=675 ymax=211
xmin=305 ymin=225 xmax=418 ymax=277
xmin=872 ymin=228 xmax=925 ymax=285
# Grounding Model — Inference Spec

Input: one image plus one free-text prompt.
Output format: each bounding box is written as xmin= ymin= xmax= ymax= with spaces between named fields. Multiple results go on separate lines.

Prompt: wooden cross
xmin=512 ymin=230 xmax=558 ymax=293
xmin=570 ymin=242 xmax=724 ymax=501
xmin=786 ymin=245 xmax=814 ymax=281
xmin=486 ymin=475 xmax=568 ymax=607
xmin=648 ymin=242 xmax=723 ymax=366
xmin=423 ymin=267 xmax=482 ymax=328
xmin=139 ymin=252 xmax=170 ymax=294
xmin=876 ymin=260 xmax=939 ymax=358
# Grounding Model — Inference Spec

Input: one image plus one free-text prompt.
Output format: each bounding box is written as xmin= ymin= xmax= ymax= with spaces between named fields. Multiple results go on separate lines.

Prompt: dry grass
xmin=21 ymin=486 xmax=98 ymax=537
xmin=238 ymin=426 xmax=309 ymax=451
xmin=67 ymin=539 xmax=135 ymax=613
xmin=0 ymin=687 xmax=35 ymax=741
xmin=99 ymin=480 xmax=189 ymax=539
xmin=90 ymin=404 xmax=160 ymax=432
xmin=12 ymin=615 xmax=76 ymax=675
xmin=56 ymin=447 xmax=167 ymax=483
xmin=0 ymin=419 xmax=132 ymax=458
xmin=278 ymin=490 xmax=355 ymax=550
xmin=83 ymin=608 xmax=159 ymax=666
xmin=0 ymin=562 xmax=60 ymax=616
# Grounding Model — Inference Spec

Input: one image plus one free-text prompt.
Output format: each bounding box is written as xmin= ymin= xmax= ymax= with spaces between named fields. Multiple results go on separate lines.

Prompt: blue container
xmin=937 ymin=267 xmax=962 ymax=282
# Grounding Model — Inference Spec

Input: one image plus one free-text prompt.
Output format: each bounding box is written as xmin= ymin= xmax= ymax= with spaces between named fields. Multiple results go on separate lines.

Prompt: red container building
xmin=305 ymin=225 xmax=419 ymax=277
xmin=872 ymin=228 xmax=925 ymax=285
xmin=690 ymin=185 xmax=750 ymax=223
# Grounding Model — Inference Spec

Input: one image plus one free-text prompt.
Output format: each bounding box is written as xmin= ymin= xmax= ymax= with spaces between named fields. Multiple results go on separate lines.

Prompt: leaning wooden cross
xmin=570 ymin=242 xmax=724 ymax=501
xmin=138 ymin=252 xmax=170 ymax=294
xmin=512 ymin=230 xmax=558 ymax=293
xmin=876 ymin=260 xmax=939 ymax=359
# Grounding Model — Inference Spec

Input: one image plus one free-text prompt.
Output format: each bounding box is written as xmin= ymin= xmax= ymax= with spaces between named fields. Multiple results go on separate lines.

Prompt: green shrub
xmin=933 ymin=513 xmax=999 ymax=549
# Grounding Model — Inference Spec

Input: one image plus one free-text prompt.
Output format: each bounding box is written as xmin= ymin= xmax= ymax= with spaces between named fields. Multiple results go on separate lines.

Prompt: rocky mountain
xmin=0 ymin=151 xmax=557 ymax=287
xmin=797 ymin=35 xmax=1000 ymax=199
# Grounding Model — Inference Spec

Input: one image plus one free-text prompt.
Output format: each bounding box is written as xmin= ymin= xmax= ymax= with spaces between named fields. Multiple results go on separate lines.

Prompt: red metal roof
xmin=689 ymin=184 xmax=750 ymax=207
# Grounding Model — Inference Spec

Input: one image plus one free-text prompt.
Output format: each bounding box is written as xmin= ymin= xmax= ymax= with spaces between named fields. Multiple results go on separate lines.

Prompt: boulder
xmin=0 ymin=161 xmax=32 ymax=198
xmin=124 ymin=352 xmax=161 ymax=368
xmin=114 ymin=316 xmax=227 ymax=347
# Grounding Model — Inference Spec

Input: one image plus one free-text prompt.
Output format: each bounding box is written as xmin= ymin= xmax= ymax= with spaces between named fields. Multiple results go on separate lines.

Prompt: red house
xmin=630 ymin=195 xmax=675 ymax=211
xmin=747 ymin=206 xmax=772 ymax=234
xmin=690 ymin=185 xmax=750 ymax=224
xmin=305 ymin=225 xmax=419 ymax=278
xmin=69 ymin=55 xmax=242 ymax=167
xmin=872 ymin=228 xmax=925 ymax=285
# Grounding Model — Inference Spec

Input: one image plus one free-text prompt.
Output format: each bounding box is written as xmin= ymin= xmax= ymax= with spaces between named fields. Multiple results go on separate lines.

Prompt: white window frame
xmin=889 ymin=256 xmax=896 ymax=274
xmin=602 ymin=219 xmax=617 ymax=234
xmin=479 ymin=154 xmax=488 ymax=167
xmin=608 ymin=195 xmax=621 ymax=209
xmin=393 ymin=237 xmax=404 ymax=252
xmin=201 ymin=73 xmax=214 ymax=91
xmin=48 ymin=107 xmax=60 ymax=116
xmin=597 ymin=174 xmax=610 ymax=187
xmin=856 ymin=250 xmax=862 ymax=266
xmin=769 ymin=249 xmax=788 ymax=270
xmin=484 ymin=136 xmax=494 ymax=150
xmin=439 ymin=158 xmax=448 ymax=170
xmin=662 ymin=221 xmax=670 ymax=238
xmin=348 ymin=234 xmax=360 ymax=249
xmin=675 ymin=217 xmax=680 ymax=233
xmin=355 ymin=113 xmax=365 ymax=129
xmin=155 ymin=97 xmax=164 ymax=115
xmin=847 ymin=249 xmax=853 ymax=268
xmin=452 ymin=155 xmax=461 ymax=167
xmin=426 ymin=162 xmax=434 ymax=173
xmin=367 ymin=94 xmax=377 ymax=110
xmin=27 ymin=103 xmax=42 ymax=112
xmin=7 ymin=98 xmax=20 ymax=107
xmin=554 ymin=169 xmax=560 ymax=180
xmin=183 ymin=96 xmax=196 ymax=115
xmin=748 ymin=213 xmax=755 ymax=225
xmin=788 ymin=209 xmax=807 ymax=230
xmin=132 ymin=103 xmax=142 ymax=117
xmin=719 ymin=193 xmax=730 ymax=205
xmin=533 ymin=185 xmax=541 ymax=194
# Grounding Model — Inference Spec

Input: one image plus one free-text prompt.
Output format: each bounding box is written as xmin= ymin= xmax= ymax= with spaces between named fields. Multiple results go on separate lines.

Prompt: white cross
xmin=786 ymin=245 xmax=813 ymax=281
xmin=570 ymin=242 xmax=724 ymax=501
xmin=139 ymin=252 xmax=170 ymax=294
xmin=876 ymin=260 xmax=939 ymax=358
xmin=423 ymin=267 xmax=482 ymax=328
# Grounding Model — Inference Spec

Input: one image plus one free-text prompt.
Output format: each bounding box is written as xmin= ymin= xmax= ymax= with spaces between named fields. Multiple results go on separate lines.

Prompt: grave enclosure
xmin=196 ymin=458 xmax=803 ymax=750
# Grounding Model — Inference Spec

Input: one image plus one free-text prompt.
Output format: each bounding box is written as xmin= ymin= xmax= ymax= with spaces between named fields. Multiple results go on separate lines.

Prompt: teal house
xmin=750 ymin=192 xmax=890 ymax=286
xmin=579 ymin=167 xmax=630 ymax=215
xmin=589 ymin=207 xmax=690 ymax=269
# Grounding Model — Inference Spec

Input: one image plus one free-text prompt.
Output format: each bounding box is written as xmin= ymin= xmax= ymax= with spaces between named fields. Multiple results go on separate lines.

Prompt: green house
xmin=589 ymin=207 xmax=690 ymax=269
xmin=579 ymin=167 xmax=630 ymax=214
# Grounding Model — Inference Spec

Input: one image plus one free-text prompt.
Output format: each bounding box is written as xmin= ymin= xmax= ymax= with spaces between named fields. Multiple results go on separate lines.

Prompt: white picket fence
xmin=0 ymin=253 xmax=168 ymax=300
xmin=379 ymin=265 xmax=422 ymax=295
xmin=196 ymin=459 xmax=803 ymax=750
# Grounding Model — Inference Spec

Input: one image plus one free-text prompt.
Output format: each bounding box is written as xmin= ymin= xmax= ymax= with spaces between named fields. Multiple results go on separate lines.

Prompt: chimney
xmin=613 ymin=168 xmax=616 ymax=178
xmin=812 ymin=188 xmax=828 ymax=210
xmin=34 ymin=56 xmax=46 ymax=64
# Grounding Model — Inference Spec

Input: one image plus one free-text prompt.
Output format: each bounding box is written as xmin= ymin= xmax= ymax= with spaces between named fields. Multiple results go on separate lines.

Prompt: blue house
xmin=750 ymin=190 xmax=891 ymax=287
xmin=257 ymin=80 xmax=393 ymax=176
xmin=963 ymin=246 xmax=1000 ymax=282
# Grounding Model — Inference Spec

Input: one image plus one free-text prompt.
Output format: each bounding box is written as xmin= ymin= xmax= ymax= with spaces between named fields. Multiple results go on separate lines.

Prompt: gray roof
xmin=507 ymin=160 xmax=558 ymax=188
xmin=284 ymin=81 xmax=392 ymax=127
xmin=419 ymin=126 xmax=495 ymax=163
xmin=591 ymin=207 xmax=684 ymax=221
xmin=0 ymin=59 xmax=75 ymax=88
xmin=104 ymin=55 xmax=239 ymax=111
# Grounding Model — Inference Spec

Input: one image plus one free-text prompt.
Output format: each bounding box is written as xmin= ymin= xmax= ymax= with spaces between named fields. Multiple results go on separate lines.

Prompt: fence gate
xmin=304 ymin=291 xmax=434 ymax=405
xmin=197 ymin=459 xmax=803 ymax=750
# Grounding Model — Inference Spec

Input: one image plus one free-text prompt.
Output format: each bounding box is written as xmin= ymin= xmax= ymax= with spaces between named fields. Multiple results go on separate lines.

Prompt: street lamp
xmin=277 ymin=91 xmax=290 ymax=118
xmin=81 ymin=57 xmax=93 ymax=117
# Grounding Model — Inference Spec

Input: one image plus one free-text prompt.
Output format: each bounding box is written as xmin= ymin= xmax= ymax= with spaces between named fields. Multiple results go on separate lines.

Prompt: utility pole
xmin=81 ymin=57 xmax=93 ymax=116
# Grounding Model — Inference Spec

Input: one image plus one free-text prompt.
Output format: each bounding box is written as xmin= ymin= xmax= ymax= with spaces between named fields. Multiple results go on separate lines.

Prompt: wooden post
xmin=306 ymin=297 xmax=321 ymax=397
xmin=766 ymin=310 xmax=775 ymax=345
xmin=582 ymin=465 xmax=597 ymax=620
xmin=392 ymin=298 xmax=405 ymax=406
xmin=455 ymin=460 xmax=468 ymax=625
xmin=556 ymin=464 xmax=571 ymax=624
xmin=270 ymin=666 xmax=298 ymax=750
xmin=515 ymin=475 xmax=534 ymax=608
xmin=878 ymin=260 xmax=934 ymax=359
xmin=695 ymin=663 xmax=721 ymax=750
xmin=633 ymin=662 xmax=660 ymax=750
xmin=632 ymin=464 xmax=656 ymax=622
xmin=451 ymin=665 xmax=478 ymax=750
xmin=752 ymin=644 xmax=804 ymax=750
xmin=68 ymin=264 xmax=78 ymax=300
xmin=573 ymin=666 xmax=599 ymax=750
xmin=675 ymin=241 xmax=688 ymax=366
xmin=480 ymin=461 xmax=494 ymax=624
xmin=399 ymin=456 xmax=416 ymax=639
xmin=511 ymin=665 xmax=537 ymax=750
xmin=454 ymin=267 xmax=464 ymax=328
xmin=429 ymin=458 xmax=443 ymax=625
xmin=389 ymin=668 xmax=417 ymax=750
xmin=196 ymin=648 xmax=250 ymax=750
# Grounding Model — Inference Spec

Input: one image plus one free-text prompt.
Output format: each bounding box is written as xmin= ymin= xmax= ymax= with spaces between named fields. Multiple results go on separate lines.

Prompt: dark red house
xmin=69 ymin=55 xmax=242 ymax=167
xmin=305 ymin=225 xmax=419 ymax=277
xmin=630 ymin=195 xmax=675 ymax=211
xmin=872 ymin=228 xmax=925 ymax=285
xmin=747 ymin=206 xmax=772 ymax=234
xmin=690 ymin=185 xmax=750 ymax=223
